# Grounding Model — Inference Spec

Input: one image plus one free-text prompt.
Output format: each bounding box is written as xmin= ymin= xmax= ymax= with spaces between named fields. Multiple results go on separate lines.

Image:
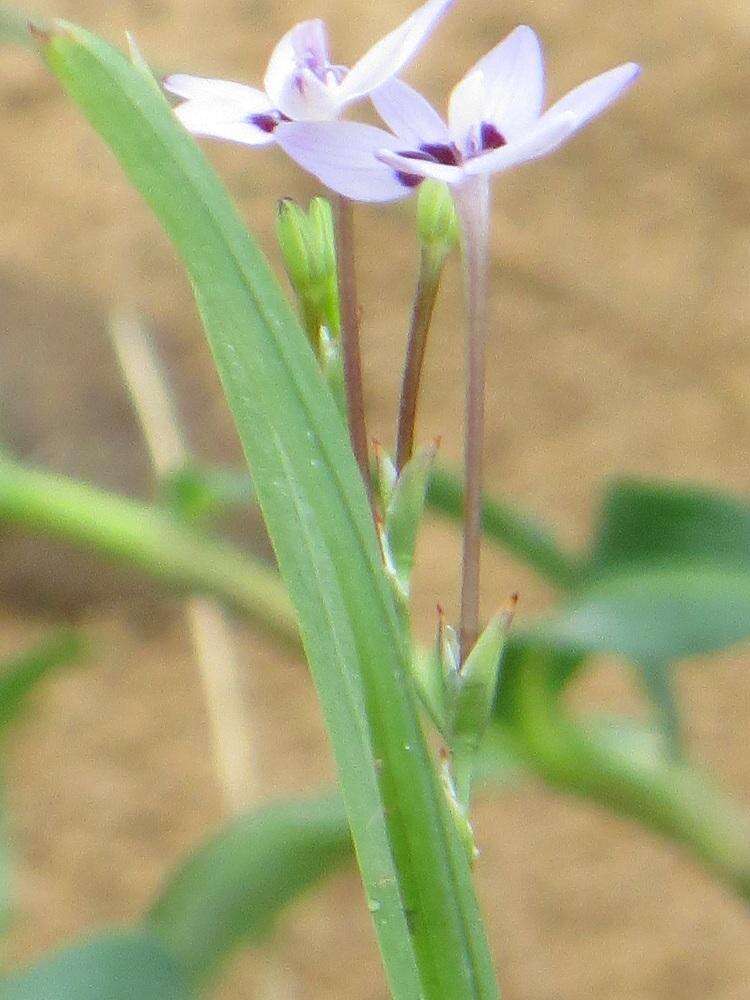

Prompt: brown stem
xmin=395 ymin=247 xmax=444 ymax=473
xmin=334 ymin=194 xmax=372 ymax=506
xmin=454 ymin=178 xmax=491 ymax=663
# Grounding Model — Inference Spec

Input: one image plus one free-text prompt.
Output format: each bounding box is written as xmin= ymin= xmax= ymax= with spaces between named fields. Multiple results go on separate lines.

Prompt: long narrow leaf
xmin=147 ymin=794 xmax=351 ymax=986
xmin=2 ymin=931 xmax=192 ymax=999
xmin=42 ymin=24 xmax=497 ymax=999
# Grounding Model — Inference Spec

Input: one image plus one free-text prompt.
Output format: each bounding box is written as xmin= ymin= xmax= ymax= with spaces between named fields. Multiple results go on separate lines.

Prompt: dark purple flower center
xmin=480 ymin=122 xmax=507 ymax=151
xmin=393 ymin=142 xmax=460 ymax=188
xmin=393 ymin=126 xmax=506 ymax=188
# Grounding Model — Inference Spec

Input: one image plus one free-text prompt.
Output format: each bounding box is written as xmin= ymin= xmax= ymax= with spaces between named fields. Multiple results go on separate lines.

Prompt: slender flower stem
xmin=454 ymin=177 xmax=492 ymax=662
xmin=334 ymin=194 xmax=373 ymax=506
xmin=395 ymin=247 xmax=444 ymax=472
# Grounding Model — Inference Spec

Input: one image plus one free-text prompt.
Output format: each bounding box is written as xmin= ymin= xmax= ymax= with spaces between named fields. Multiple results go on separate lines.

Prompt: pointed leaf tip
xmin=28 ymin=21 xmax=53 ymax=46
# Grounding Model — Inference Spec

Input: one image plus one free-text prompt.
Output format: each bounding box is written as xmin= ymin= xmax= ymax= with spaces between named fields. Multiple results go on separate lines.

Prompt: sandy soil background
xmin=2 ymin=0 xmax=750 ymax=996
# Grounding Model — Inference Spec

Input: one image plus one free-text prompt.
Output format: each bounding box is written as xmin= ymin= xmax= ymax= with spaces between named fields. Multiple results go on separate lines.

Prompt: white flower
xmin=273 ymin=25 xmax=641 ymax=200
xmin=163 ymin=0 xmax=454 ymax=147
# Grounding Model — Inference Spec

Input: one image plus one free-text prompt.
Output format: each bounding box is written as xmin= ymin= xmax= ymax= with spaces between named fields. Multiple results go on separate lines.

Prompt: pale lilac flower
xmin=274 ymin=25 xmax=640 ymax=201
xmin=163 ymin=0 xmax=453 ymax=147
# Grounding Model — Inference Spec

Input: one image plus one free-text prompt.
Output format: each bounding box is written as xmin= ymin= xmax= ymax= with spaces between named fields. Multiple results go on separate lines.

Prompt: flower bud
xmin=416 ymin=179 xmax=459 ymax=259
xmin=448 ymin=597 xmax=516 ymax=807
xmin=276 ymin=197 xmax=340 ymax=348
xmin=276 ymin=198 xmax=312 ymax=291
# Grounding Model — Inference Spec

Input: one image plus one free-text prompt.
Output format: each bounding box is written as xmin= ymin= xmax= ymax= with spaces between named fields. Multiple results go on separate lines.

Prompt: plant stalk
xmin=0 ymin=451 xmax=299 ymax=651
xmin=396 ymin=247 xmax=444 ymax=473
xmin=334 ymin=194 xmax=372 ymax=506
xmin=505 ymin=658 xmax=750 ymax=905
xmin=454 ymin=177 xmax=492 ymax=662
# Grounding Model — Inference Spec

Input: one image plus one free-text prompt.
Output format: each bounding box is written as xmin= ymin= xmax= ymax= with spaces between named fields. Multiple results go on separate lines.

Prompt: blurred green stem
xmin=505 ymin=656 xmax=750 ymax=904
xmin=1 ymin=451 xmax=749 ymax=903
xmin=0 ymin=452 xmax=299 ymax=652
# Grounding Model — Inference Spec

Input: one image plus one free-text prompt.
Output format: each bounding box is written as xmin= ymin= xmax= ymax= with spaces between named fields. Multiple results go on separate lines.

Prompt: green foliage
xmin=516 ymin=478 xmax=750 ymax=744
xmin=544 ymin=477 xmax=750 ymax=663
xmin=42 ymin=23 xmax=498 ymax=998
xmin=0 ymin=631 xmax=84 ymax=730
xmin=2 ymin=931 xmax=193 ymax=999
xmin=448 ymin=610 xmax=512 ymax=808
xmin=159 ymin=464 xmax=256 ymax=524
xmin=148 ymin=795 xmax=351 ymax=987
xmin=380 ymin=443 xmax=437 ymax=603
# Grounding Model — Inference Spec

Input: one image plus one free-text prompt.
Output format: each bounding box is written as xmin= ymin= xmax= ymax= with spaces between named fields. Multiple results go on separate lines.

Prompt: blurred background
xmin=2 ymin=0 xmax=750 ymax=996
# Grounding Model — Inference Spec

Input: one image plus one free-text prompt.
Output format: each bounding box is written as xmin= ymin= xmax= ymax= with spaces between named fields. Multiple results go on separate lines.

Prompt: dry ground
xmin=2 ymin=0 xmax=750 ymax=996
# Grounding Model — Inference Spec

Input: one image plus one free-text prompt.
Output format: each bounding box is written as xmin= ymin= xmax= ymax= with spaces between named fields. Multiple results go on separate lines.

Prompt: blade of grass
xmin=42 ymin=23 xmax=498 ymax=999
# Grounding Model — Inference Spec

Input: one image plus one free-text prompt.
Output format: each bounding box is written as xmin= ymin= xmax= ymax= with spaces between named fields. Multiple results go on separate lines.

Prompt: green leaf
xmin=538 ymin=478 xmax=750 ymax=664
xmin=43 ymin=24 xmax=497 ymax=999
xmin=588 ymin=477 xmax=750 ymax=573
xmin=2 ymin=931 xmax=192 ymax=999
xmin=0 ymin=631 xmax=84 ymax=730
xmin=449 ymin=610 xmax=511 ymax=807
xmin=148 ymin=794 xmax=350 ymax=987
xmin=383 ymin=443 xmax=436 ymax=600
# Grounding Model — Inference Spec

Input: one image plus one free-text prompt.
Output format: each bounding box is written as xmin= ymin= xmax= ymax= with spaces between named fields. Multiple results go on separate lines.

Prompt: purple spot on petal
xmin=480 ymin=123 xmax=507 ymax=151
xmin=420 ymin=142 xmax=460 ymax=166
xmin=398 ymin=149 xmax=436 ymax=163
xmin=249 ymin=113 xmax=280 ymax=133
xmin=395 ymin=171 xmax=424 ymax=189
xmin=247 ymin=110 xmax=291 ymax=133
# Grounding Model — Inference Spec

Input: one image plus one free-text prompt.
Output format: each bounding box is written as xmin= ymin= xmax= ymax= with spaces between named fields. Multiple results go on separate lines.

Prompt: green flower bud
xmin=276 ymin=198 xmax=340 ymax=349
xmin=417 ymin=179 xmax=459 ymax=259
xmin=308 ymin=197 xmax=340 ymax=337
xmin=448 ymin=597 xmax=516 ymax=807
xmin=276 ymin=198 xmax=312 ymax=290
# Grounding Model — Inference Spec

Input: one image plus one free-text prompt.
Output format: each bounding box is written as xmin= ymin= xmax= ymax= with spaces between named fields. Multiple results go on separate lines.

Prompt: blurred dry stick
xmin=109 ymin=312 xmax=301 ymax=999
xmin=108 ymin=312 xmax=255 ymax=815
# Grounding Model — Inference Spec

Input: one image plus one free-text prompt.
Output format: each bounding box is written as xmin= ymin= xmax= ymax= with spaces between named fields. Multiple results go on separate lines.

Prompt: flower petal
xmin=174 ymin=100 xmax=277 ymax=146
xmin=164 ymin=74 xmax=271 ymax=108
xmin=275 ymin=121 xmax=414 ymax=201
xmin=463 ymin=112 xmax=577 ymax=175
xmin=481 ymin=26 xmax=545 ymax=140
xmin=449 ymin=26 xmax=545 ymax=151
xmin=370 ymin=78 xmax=450 ymax=147
xmin=271 ymin=68 xmax=341 ymax=121
xmin=376 ymin=148 xmax=463 ymax=184
xmin=337 ymin=0 xmax=454 ymax=104
xmin=542 ymin=62 xmax=641 ymax=133
xmin=264 ymin=19 xmax=330 ymax=107
xmin=447 ymin=68 xmax=484 ymax=156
